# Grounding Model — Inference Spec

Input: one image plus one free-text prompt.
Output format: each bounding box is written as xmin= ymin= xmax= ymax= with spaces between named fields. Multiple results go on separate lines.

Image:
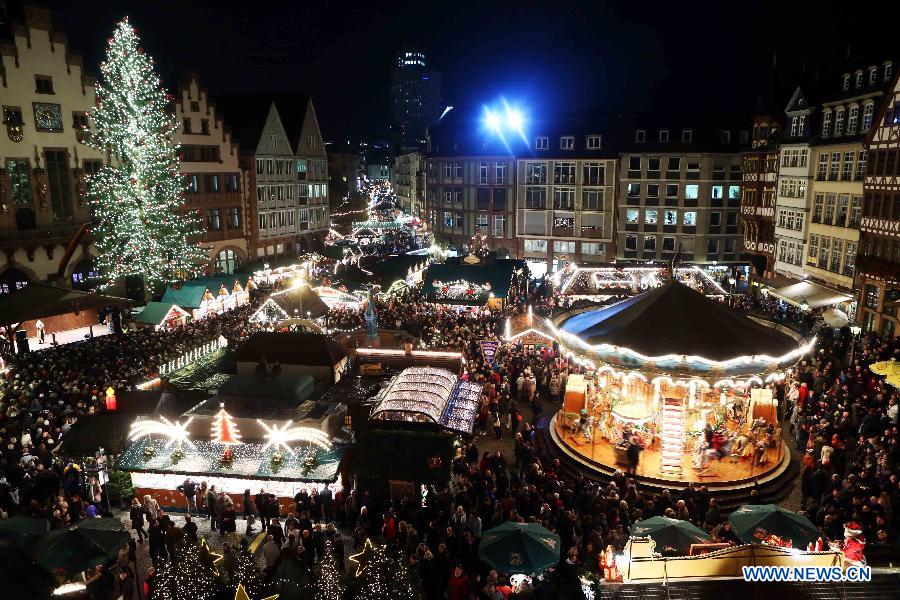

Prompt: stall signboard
xmin=480 ymin=340 xmax=499 ymax=364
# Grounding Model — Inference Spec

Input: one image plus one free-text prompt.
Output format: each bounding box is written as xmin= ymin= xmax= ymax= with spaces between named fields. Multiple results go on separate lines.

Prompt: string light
xmin=129 ymin=416 xmax=195 ymax=448
xmin=85 ymin=18 xmax=207 ymax=291
xmin=256 ymin=420 xmax=333 ymax=454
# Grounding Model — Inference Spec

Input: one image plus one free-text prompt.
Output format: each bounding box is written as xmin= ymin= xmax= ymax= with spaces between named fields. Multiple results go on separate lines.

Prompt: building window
xmin=662 ymin=237 xmax=676 ymax=253
xmin=495 ymin=163 xmax=508 ymax=184
xmin=586 ymin=135 xmax=602 ymax=149
xmin=525 ymin=187 xmax=546 ymax=209
xmin=818 ymin=236 xmax=830 ymax=268
xmin=707 ymin=238 xmax=719 ymax=255
xmin=583 ymin=163 xmax=604 ymax=185
xmin=830 ymin=239 xmax=843 ymax=272
xmin=822 ymin=112 xmax=832 ymax=136
xmin=582 ymin=242 xmax=604 ymax=255
xmin=720 ymin=130 xmax=731 ymax=144
xmin=808 ymin=235 xmax=819 ymax=262
xmin=205 ymin=208 xmax=221 ymax=230
xmin=524 ymin=239 xmax=548 ymax=253
xmin=659 ymin=129 xmax=669 ymax=143
xmin=189 ymin=175 xmax=199 ymax=193
xmin=554 ymin=162 xmax=576 ymax=184
xmin=629 ymin=156 xmax=641 ymax=171
xmin=34 ymin=75 xmax=54 ymax=94
xmin=667 ymin=156 xmax=681 ymax=172
xmin=582 ymin=189 xmax=602 ymax=211
xmin=45 ymin=150 xmax=72 ymax=220
xmin=682 ymin=129 xmax=693 ymax=142
xmin=643 ymin=236 xmax=656 ymax=252
xmin=863 ymin=103 xmax=875 ymax=131
xmin=848 ymin=106 xmax=859 ymax=132
xmin=824 ymin=194 xmax=836 ymax=224
xmin=182 ymin=118 xmax=192 ymax=134
xmin=553 ymin=241 xmax=575 ymax=253
xmin=666 ymin=184 xmax=679 ymax=198
xmin=817 ymin=153 xmax=828 ymax=179
xmin=5 ymin=159 xmax=30 ymax=206
xmin=625 ymin=235 xmax=637 ymax=251
xmin=886 ymin=62 xmax=893 ymax=82
xmin=812 ymin=194 xmax=824 ymax=223
xmin=535 ymin=137 xmax=549 ymax=150
xmin=685 ymin=184 xmax=699 ymax=200
xmin=663 ymin=210 xmax=677 ymax=225
xmin=834 ymin=108 xmax=845 ymax=135
xmin=479 ymin=162 xmax=489 ymax=185
xmin=644 ymin=209 xmax=658 ymax=225
xmin=625 ymin=209 xmax=639 ymax=224
xmin=855 ymin=71 xmax=863 ymax=88
xmin=216 ymin=249 xmax=239 ymax=274
xmin=844 ymin=242 xmax=856 ymax=276
xmin=842 ymin=74 xmax=850 ymax=90
xmin=560 ymin=136 xmax=574 ymax=150
xmin=709 ymin=212 xmax=721 ymax=226
xmin=227 ymin=206 xmax=240 ymax=228
xmin=493 ymin=214 xmax=505 ymax=237
xmin=635 ymin=129 xmax=646 ymax=143
xmin=864 ymin=285 xmax=880 ymax=309
xmin=200 ymin=119 xmax=210 ymax=135
xmin=553 ymin=187 xmax=575 ymax=210
xmin=849 ymin=196 xmax=862 ymax=227
xmin=476 ymin=211 xmax=488 ymax=231
xmin=647 ymin=184 xmax=659 ymax=198
xmin=258 ymin=213 xmax=266 ymax=232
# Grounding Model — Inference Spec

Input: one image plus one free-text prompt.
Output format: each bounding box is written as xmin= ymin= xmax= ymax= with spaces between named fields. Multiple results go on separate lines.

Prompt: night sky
xmin=36 ymin=0 xmax=897 ymax=141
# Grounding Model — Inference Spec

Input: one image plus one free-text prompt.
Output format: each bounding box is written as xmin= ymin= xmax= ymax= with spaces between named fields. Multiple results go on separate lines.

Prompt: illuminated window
xmin=644 ymin=209 xmax=658 ymax=224
xmin=685 ymin=185 xmax=699 ymax=199
xmin=626 ymin=209 xmax=639 ymax=224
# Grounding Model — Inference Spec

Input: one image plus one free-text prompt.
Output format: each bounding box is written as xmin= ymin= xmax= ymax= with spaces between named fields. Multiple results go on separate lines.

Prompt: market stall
xmin=132 ymin=302 xmax=190 ymax=330
xmin=162 ymin=276 xmax=250 ymax=320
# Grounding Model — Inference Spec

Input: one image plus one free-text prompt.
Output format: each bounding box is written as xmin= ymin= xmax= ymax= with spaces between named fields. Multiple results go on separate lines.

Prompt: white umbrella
xmin=822 ymin=308 xmax=849 ymax=328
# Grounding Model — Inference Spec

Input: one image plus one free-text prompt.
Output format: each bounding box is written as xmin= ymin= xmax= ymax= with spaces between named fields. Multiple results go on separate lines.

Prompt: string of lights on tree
xmin=85 ymin=18 xmax=207 ymax=292
xmin=154 ymin=539 xmax=219 ymax=600
xmin=313 ymin=539 xmax=343 ymax=600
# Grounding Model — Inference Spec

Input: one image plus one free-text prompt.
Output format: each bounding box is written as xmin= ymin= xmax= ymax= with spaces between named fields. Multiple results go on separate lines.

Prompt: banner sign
xmin=480 ymin=340 xmax=500 ymax=364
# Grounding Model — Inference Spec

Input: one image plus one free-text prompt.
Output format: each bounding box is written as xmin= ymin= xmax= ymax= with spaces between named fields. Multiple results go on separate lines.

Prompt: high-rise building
xmin=391 ymin=46 xmax=441 ymax=148
xmin=857 ymin=63 xmax=900 ymax=335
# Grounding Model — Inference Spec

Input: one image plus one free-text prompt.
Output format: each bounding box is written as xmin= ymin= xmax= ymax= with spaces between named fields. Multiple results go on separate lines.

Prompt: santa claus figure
xmin=831 ymin=521 xmax=866 ymax=568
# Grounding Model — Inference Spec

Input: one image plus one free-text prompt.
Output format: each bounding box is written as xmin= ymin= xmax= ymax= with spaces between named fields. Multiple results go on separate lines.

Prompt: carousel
xmin=544 ymin=280 xmax=813 ymax=488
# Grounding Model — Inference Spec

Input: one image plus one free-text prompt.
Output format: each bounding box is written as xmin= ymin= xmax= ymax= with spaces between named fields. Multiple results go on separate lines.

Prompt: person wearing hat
xmin=831 ymin=521 xmax=866 ymax=568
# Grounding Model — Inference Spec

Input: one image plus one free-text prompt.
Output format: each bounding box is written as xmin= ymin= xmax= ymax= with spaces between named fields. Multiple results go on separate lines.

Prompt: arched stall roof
xmin=370 ymin=367 xmax=482 ymax=433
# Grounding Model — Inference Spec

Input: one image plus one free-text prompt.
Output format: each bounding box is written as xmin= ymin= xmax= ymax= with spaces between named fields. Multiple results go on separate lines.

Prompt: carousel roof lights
xmin=256 ymin=420 xmax=333 ymax=454
xmin=129 ymin=416 xmax=195 ymax=448
xmin=651 ymin=375 xmax=711 ymax=388
xmin=546 ymin=318 xmax=816 ymax=368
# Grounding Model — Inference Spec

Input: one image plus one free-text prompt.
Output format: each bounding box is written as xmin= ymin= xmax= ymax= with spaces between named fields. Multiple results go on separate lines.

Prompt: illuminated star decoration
xmin=256 ymin=420 xmax=332 ymax=455
xmin=348 ymin=538 xmax=379 ymax=577
xmin=200 ymin=538 xmax=224 ymax=576
xmin=129 ymin=416 xmax=195 ymax=448
xmin=233 ymin=583 xmax=279 ymax=600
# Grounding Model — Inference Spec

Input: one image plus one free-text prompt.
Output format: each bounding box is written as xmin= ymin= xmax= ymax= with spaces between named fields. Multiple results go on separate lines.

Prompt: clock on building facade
xmin=33 ymin=102 xmax=63 ymax=131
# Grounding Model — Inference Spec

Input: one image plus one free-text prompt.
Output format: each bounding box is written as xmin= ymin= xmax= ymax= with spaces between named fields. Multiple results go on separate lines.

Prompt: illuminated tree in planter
xmin=347 ymin=544 xmax=421 ymax=600
xmin=313 ymin=539 xmax=344 ymax=600
xmin=153 ymin=540 xmax=219 ymax=600
xmin=212 ymin=404 xmax=242 ymax=445
xmin=228 ymin=549 xmax=269 ymax=600
xmin=86 ymin=18 xmax=207 ymax=296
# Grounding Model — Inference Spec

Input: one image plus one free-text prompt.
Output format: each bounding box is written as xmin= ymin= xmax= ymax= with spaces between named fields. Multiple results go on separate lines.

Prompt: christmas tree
xmin=347 ymin=544 xmax=420 ymax=600
xmin=153 ymin=540 xmax=220 ymax=600
xmin=212 ymin=404 xmax=241 ymax=445
xmin=86 ymin=18 xmax=207 ymax=296
xmin=313 ymin=539 xmax=344 ymax=600
xmin=228 ymin=549 xmax=269 ymax=600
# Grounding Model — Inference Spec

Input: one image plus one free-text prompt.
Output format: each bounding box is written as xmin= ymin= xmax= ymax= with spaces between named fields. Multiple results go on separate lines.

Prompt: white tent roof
xmin=768 ymin=281 xmax=851 ymax=309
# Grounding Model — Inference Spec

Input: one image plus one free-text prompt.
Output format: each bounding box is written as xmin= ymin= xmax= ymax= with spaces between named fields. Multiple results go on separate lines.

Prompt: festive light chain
xmin=257 ymin=419 xmax=333 ymax=454
xmin=129 ymin=416 xmax=195 ymax=448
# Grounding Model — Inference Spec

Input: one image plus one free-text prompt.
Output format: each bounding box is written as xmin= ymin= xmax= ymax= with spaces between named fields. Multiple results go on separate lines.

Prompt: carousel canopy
xmin=234 ymin=332 xmax=349 ymax=367
xmin=559 ymin=281 xmax=800 ymax=362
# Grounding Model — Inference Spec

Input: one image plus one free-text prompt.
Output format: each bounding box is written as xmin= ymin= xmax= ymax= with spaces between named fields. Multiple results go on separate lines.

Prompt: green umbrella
xmin=34 ymin=517 xmax=130 ymax=576
xmin=0 ymin=516 xmax=50 ymax=545
xmin=479 ymin=522 xmax=561 ymax=575
xmin=629 ymin=516 xmax=711 ymax=555
xmin=728 ymin=504 xmax=821 ymax=549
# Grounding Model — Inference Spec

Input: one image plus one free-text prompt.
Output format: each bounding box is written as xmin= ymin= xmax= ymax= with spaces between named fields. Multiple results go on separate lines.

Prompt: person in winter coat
xmin=143 ymin=495 xmax=159 ymax=521
xmin=130 ymin=497 xmax=146 ymax=542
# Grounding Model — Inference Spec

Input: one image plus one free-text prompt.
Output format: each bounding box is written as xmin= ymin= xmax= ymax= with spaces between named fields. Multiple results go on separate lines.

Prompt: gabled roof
xmin=134 ymin=302 xmax=189 ymax=325
xmin=212 ymin=94 xmax=314 ymax=156
xmin=233 ymin=332 xmax=349 ymax=367
xmin=162 ymin=275 xmax=247 ymax=309
xmin=260 ymin=285 xmax=329 ymax=320
xmin=560 ymin=281 xmax=798 ymax=361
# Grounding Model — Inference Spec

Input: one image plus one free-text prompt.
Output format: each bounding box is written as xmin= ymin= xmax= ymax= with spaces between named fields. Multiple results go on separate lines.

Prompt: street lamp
xmin=849 ymin=324 xmax=862 ymax=365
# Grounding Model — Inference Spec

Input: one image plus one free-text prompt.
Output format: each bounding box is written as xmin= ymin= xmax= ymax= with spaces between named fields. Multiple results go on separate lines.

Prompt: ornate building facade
xmin=858 ymin=66 xmax=900 ymax=335
xmin=740 ymin=115 xmax=779 ymax=279
xmin=0 ymin=6 xmax=104 ymax=291
xmin=174 ymin=75 xmax=249 ymax=274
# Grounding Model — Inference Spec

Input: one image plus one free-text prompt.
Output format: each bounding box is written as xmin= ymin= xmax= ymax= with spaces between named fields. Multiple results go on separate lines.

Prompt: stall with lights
xmin=545 ymin=280 xmax=811 ymax=484
xmin=161 ymin=276 xmax=251 ymax=321
xmin=117 ymin=407 xmax=347 ymax=511
xmin=553 ymin=265 xmax=729 ymax=302
xmin=249 ymin=284 xmax=329 ymax=325
xmin=421 ymin=259 xmax=526 ymax=310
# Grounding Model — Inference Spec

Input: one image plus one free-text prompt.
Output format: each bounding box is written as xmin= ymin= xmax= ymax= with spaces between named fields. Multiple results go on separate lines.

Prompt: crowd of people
xmin=0 ymin=257 xmax=897 ymax=599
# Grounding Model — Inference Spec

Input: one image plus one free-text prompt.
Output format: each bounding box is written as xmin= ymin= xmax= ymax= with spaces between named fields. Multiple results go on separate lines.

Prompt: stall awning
xmin=768 ymin=281 xmax=851 ymax=309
